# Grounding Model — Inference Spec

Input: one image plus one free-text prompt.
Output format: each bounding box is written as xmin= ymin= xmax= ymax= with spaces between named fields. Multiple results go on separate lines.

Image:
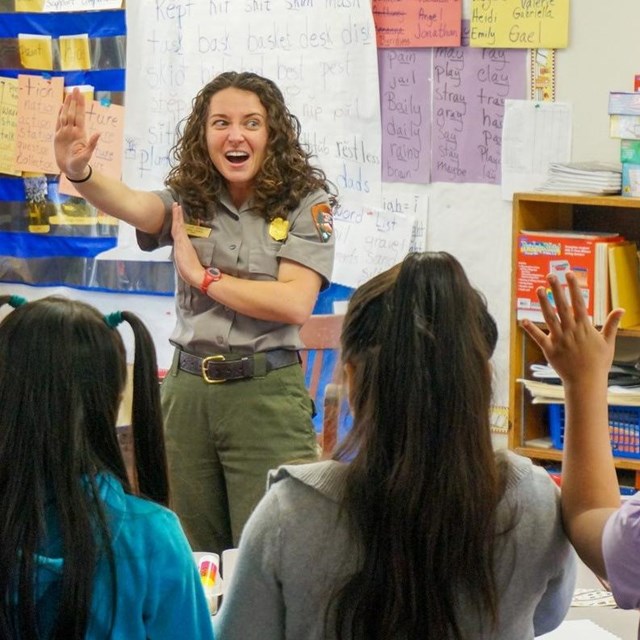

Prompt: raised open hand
xmin=521 ymin=271 xmax=623 ymax=386
xmin=54 ymin=87 xmax=100 ymax=180
xmin=171 ymin=203 xmax=206 ymax=289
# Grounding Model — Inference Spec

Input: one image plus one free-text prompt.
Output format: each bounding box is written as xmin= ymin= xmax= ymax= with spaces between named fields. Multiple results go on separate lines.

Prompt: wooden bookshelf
xmin=509 ymin=193 xmax=640 ymax=477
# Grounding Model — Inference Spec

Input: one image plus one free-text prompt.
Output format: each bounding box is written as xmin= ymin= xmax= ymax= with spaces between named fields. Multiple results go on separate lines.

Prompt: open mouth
xmin=225 ymin=151 xmax=249 ymax=164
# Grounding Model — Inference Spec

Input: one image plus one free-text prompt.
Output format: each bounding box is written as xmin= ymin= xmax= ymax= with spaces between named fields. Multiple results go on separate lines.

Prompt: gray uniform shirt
xmin=137 ymin=188 xmax=335 ymax=356
xmin=215 ymin=451 xmax=577 ymax=640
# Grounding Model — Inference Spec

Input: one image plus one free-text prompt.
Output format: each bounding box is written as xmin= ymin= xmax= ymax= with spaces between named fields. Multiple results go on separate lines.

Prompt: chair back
xmin=299 ymin=314 xmax=345 ymax=455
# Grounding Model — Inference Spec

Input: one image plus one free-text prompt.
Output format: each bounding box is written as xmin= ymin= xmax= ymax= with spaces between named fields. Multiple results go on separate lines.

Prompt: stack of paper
xmin=536 ymin=162 xmax=622 ymax=195
xmin=518 ymin=377 xmax=640 ymax=406
xmin=535 ymin=619 xmax=622 ymax=639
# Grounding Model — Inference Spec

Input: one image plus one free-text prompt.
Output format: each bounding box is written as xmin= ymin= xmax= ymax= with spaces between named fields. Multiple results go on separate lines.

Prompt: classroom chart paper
xmin=381 ymin=183 xmax=429 ymax=252
xmin=379 ymin=23 xmax=526 ymax=187
xmin=123 ymin=1 xmax=382 ymax=218
xmin=15 ymin=74 xmax=64 ymax=174
xmin=0 ymin=76 xmax=19 ymax=176
xmin=501 ymin=100 xmax=572 ymax=200
xmin=431 ymin=26 xmax=527 ymax=184
xmin=332 ymin=205 xmax=415 ymax=289
xmin=379 ymin=48 xmax=431 ymax=185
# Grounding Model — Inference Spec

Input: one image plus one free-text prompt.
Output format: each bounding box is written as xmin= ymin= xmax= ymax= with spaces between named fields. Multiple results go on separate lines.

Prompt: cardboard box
xmin=516 ymin=230 xmax=622 ymax=324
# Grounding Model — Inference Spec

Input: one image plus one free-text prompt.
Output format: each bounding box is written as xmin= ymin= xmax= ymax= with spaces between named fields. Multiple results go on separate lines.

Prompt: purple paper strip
xmin=431 ymin=25 xmax=527 ymax=184
xmin=379 ymin=48 xmax=432 ymax=184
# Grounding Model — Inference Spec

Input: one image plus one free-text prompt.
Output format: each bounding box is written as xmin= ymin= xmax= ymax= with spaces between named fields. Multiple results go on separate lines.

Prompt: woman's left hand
xmin=171 ymin=203 xmax=205 ymax=289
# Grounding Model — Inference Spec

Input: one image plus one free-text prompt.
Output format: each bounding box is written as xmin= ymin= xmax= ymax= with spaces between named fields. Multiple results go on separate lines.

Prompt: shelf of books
xmin=510 ymin=193 xmax=640 ymax=484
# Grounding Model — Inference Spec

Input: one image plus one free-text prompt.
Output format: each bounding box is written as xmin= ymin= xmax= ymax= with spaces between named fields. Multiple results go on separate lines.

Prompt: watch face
xmin=200 ymin=267 xmax=221 ymax=293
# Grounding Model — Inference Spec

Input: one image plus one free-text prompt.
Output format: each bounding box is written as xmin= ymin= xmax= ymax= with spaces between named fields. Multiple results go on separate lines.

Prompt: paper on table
xmin=535 ymin=619 xmax=622 ymax=639
xmin=501 ymin=100 xmax=572 ymax=201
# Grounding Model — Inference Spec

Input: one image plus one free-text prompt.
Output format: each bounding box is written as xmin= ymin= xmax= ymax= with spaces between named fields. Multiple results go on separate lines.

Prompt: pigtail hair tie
xmin=8 ymin=295 xmax=27 ymax=308
xmin=104 ymin=311 xmax=124 ymax=329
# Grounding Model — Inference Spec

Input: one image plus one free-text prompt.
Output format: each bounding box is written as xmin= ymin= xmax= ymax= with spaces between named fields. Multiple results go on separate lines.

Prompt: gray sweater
xmin=215 ymin=451 xmax=576 ymax=639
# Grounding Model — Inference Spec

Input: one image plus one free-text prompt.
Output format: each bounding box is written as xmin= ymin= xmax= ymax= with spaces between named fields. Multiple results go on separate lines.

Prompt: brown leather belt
xmin=178 ymin=349 xmax=300 ymax=383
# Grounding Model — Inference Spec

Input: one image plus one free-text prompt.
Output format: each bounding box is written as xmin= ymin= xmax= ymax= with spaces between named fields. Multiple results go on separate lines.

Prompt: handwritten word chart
xmin=124 ymin=1 xmax=382 ymax=212
xmin=15 ymin=74 xmax=63 ymax=174
xmin=332 ymin=204 xmax=415 ymax=289
xmin=431 ymin=30 xmax=526 ymax=184
xmin=0 ymin=77 xmax=19 ymax=176
xmin=379 ymin=48 xmax=431 ymax=184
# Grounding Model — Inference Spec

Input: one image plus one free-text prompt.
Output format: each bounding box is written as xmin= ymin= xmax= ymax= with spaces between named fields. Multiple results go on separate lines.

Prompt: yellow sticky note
xmin=64 ymin=84 xmax=94 ymax=103
xmin=59 ymin=34 xmax=91 ymax=71
xmin=18 ymin=35 xmax=53 ymax=71
xmin=470 ymin=0 xmax=569 ymax=49
xmin=15 ymin=0 xmax=44 ymax=11
xmin=0 ymin=77 xmax=20 ymax=176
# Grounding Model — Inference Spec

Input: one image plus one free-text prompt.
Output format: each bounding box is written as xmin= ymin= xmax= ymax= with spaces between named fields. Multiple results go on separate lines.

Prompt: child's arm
xmin=521 ymin=271 xmax=623 ymax=578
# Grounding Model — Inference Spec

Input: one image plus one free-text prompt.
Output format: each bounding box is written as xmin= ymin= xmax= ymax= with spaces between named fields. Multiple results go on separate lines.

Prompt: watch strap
xmin=199 ymin=267 xmax=221 ymax=294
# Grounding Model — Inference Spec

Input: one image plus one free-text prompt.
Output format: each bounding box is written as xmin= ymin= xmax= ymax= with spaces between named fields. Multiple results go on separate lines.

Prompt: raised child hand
xmin=521 ymin=271 xmax=623 ymax=387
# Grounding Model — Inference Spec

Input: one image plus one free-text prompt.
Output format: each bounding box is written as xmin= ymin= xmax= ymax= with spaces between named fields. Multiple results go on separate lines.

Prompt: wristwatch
xmin=199 ymin=267 xmax=222 ymax=294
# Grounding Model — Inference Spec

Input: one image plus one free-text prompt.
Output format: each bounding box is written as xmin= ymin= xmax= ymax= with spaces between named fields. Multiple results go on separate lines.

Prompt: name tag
xmin=184 ymin=223 xmax=212 ymax=238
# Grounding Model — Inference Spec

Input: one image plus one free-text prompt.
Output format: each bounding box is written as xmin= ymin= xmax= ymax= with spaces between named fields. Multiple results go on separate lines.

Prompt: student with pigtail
xmin=0 ymin=295 xmax=214 ymax=639
xmin=216 ymin=252 xmax=576 ymax=640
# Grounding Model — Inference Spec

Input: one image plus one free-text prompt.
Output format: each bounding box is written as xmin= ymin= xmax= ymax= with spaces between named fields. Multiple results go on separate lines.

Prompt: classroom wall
xmin=2 ymin=1 xmax=633 ymax=440
xmin=555 ymin=0 xmax=640 ymax=163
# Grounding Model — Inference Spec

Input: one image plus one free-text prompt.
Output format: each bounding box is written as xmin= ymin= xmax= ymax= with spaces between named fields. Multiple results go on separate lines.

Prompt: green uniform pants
xmin=161 ymin=350 xmax=318 ymax=553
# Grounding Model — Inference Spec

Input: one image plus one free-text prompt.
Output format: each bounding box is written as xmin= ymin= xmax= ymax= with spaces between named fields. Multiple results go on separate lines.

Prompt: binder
xmin=608 ymin=241 xmax=640 ymax=329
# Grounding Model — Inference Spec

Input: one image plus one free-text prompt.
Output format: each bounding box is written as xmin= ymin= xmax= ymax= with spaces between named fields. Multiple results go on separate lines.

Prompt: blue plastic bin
xmin=548 ymin=403 xmax=640 ymax=460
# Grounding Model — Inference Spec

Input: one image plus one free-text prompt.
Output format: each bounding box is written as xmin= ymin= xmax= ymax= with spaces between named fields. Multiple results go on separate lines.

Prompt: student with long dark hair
xmin=522 ymin=272 xmax=640 ymax=629
xmin=216 ymin=251 xmax=576 ymax=640
xmin=0 ymin=295 xmax=214 ymax=639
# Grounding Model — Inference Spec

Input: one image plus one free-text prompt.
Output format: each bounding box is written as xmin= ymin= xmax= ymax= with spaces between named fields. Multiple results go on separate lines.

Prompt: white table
xmin=561 ymin=559 xmax=639 ymax=640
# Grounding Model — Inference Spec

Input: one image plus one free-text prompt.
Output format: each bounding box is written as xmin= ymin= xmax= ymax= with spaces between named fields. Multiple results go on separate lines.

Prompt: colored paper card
xmin=59 ymin=101 xmax=125 ymax=196
xmin=379 ymin=48 xmax=431 ymax=184
xmin=332 ymin=202 xmax=415 ymax=289
xmin=430 ymin=24 xmax=527 ymax=184
xmin=469 ymin=0 xmax=570 ymax=49
xmin=59 ymin=34 xmax=91 ymax=71
xmin=608 ymin=241 xmax=640 ymax=329
xmin=18 ymin=35 xmax=53 ymax=71
xmin=0 ymin=77 xmax=20 ymax=177
xmin=64 ymin=84 xmax=95 ymax=103
xmin=373 ymin=0 xmax=462 ymax=48
xmin=15 ymin=0 xmax=44 ymax=10
xmin=15 ymin=75 xmax=64 ymax=174
xmin=43 ymin=0 xmax=123 ymax=9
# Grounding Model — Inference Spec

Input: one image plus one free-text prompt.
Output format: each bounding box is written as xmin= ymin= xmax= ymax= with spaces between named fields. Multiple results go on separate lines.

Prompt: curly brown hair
xmin=165 ymin=71 xmax=336 ymax=221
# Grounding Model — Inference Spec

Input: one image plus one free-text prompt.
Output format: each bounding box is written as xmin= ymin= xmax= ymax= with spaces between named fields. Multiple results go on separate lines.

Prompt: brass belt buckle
xmin=201 ymin=354 xmax=226 ymax=383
